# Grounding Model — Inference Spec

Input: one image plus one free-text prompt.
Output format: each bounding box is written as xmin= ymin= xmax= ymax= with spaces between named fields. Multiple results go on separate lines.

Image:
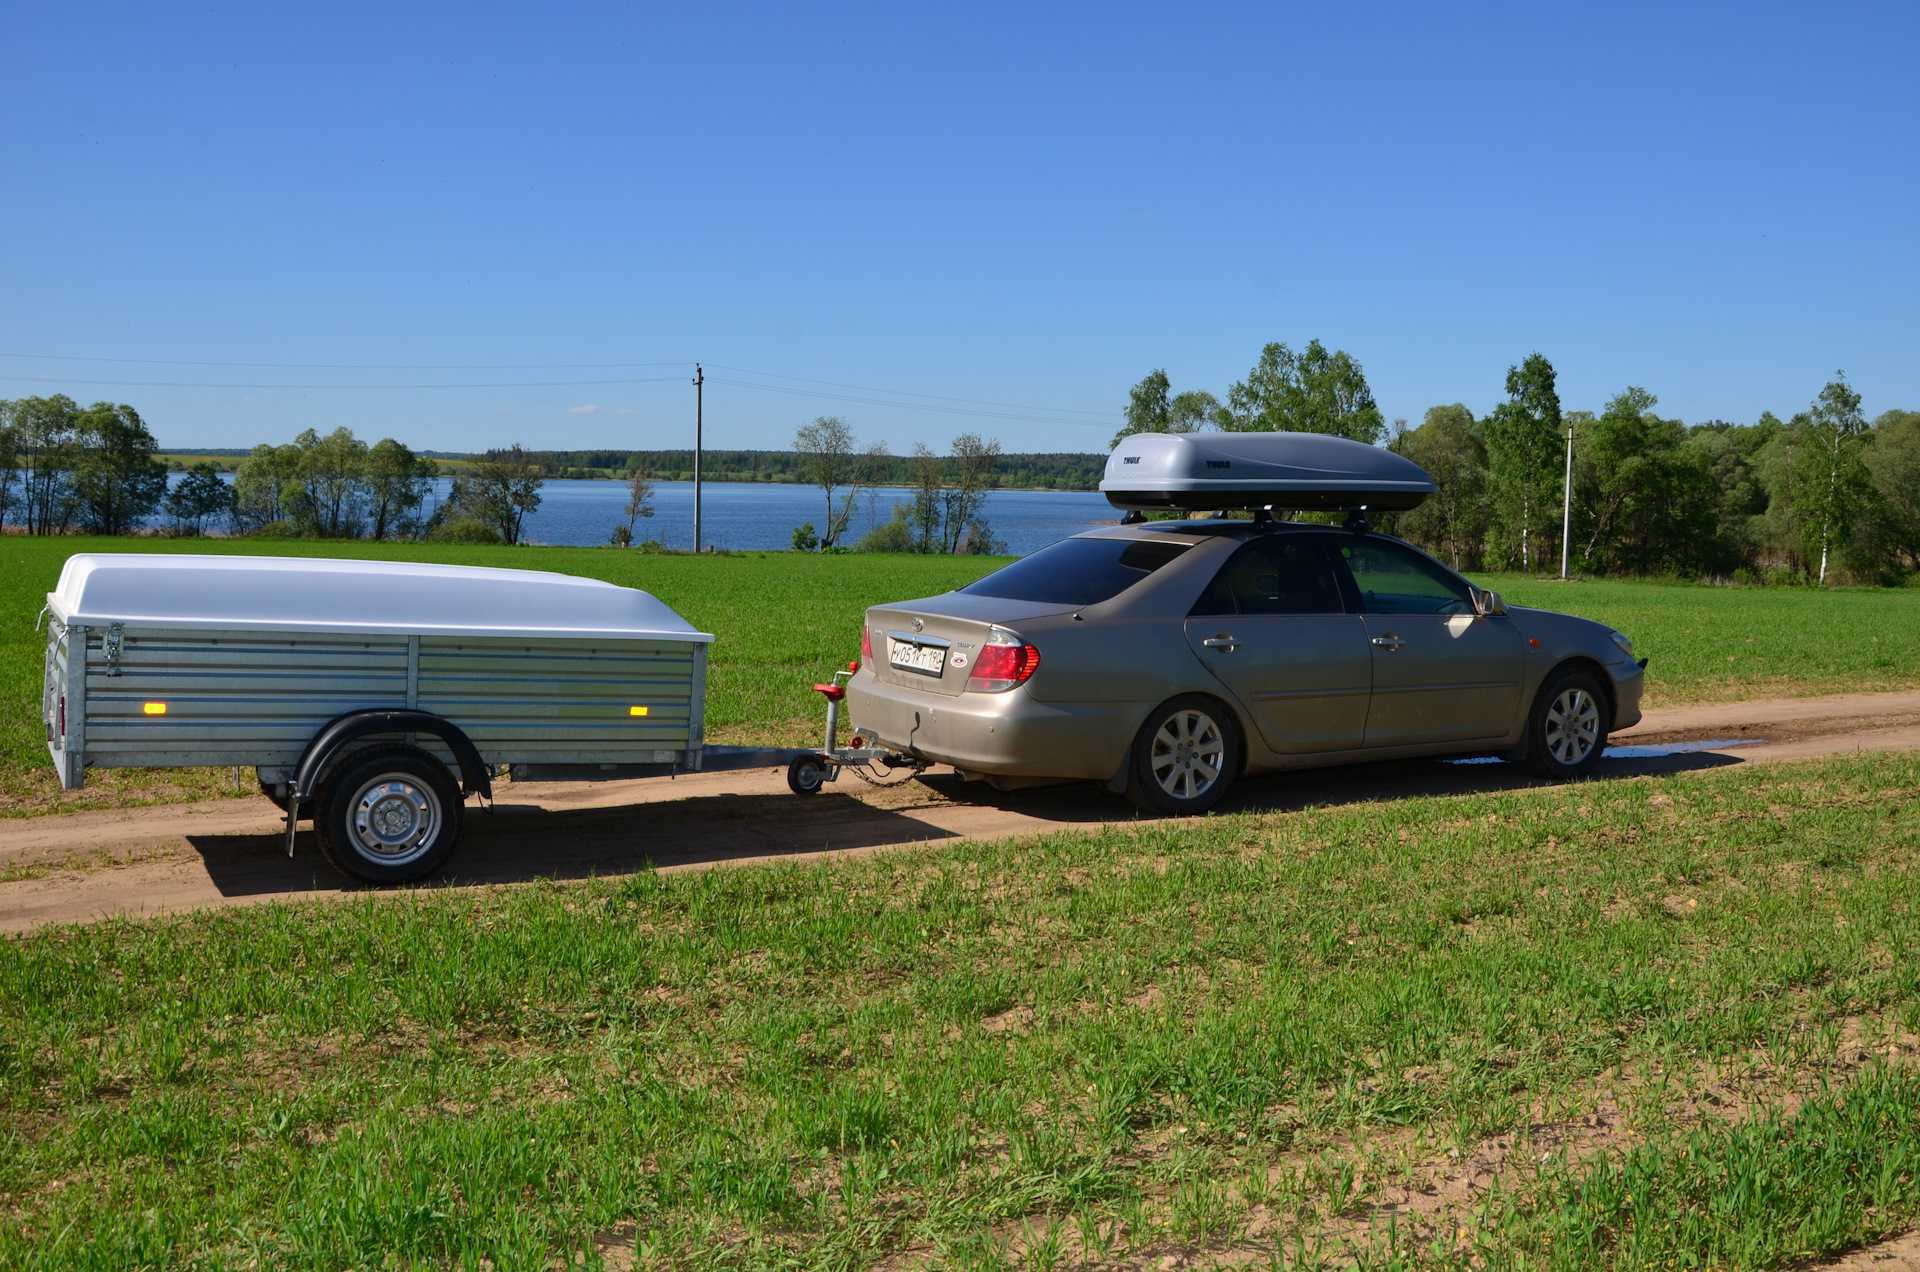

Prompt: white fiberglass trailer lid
xmin=45 ymin=554 xmax=714 ymax=643
xmin=1100 ymin=430 xmax=1436 ymax=512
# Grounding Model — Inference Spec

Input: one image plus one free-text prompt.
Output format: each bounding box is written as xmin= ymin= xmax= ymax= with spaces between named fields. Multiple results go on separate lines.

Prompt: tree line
xmin=781 ymin=418 xmax=1007 ymax=554
xmin=0 ymin=397 xmax=552 ymax=546
xmin=1120 ymin=343 xmax=1917 ymax=584
xmin=503 ymin=447 xmax=1102 ymax=490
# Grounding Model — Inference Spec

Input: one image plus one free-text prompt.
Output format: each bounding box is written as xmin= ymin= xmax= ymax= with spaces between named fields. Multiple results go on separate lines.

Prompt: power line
xmin=707 ymin=376 xmax=1113 ymax=429
xmin=0 ymin=352 xmax=695 ymax=371
xmin=0 ymin=374 xmax=692 ymax=390
xmin=709 ymin=362 xmax=1113 ymax=419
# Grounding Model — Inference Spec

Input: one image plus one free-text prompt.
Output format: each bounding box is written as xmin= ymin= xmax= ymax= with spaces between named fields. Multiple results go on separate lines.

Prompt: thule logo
xmin=1122 ymin=456 xmax=1141 ymax=465
xmin=1205 ymin=460 xmax=1232 ymax=469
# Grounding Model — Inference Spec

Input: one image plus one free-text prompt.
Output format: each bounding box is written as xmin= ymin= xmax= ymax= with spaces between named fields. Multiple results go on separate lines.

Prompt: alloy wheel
xmin=1150 ymin=709 xmax=1226 ymax=802
xmin=1544 ymin=687 xmax=1602 ymax=766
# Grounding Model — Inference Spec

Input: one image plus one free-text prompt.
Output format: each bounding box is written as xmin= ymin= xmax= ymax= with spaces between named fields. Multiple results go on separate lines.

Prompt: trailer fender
xmin=292 ymin=709 xmax=493 ymax=803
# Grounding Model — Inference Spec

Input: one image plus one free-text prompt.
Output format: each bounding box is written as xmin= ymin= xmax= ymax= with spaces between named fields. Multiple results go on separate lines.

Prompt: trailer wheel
xmin=786 ymin=755 xmax=828 ymax=796
xmin=314 ymin=747 xmax=463 ymax=884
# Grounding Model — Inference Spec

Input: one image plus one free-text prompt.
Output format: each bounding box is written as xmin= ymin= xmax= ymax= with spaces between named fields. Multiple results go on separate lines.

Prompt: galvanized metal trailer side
xmin=41 ymin=554 xmax=909 ymax=884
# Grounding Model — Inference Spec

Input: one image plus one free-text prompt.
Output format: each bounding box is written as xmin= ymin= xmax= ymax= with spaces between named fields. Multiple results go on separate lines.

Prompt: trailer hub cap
xmin=349 ymin=776 xmax=440 ymax=864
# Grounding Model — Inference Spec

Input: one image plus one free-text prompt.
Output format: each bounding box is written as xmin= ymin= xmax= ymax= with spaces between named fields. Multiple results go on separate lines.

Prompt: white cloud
xmin=567 ymin=402 xmax=644 ymax=418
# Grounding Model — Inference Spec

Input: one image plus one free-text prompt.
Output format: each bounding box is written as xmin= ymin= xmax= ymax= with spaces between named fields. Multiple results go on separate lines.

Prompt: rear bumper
xmin=845 ymin=672 xmax=1144 ymax=780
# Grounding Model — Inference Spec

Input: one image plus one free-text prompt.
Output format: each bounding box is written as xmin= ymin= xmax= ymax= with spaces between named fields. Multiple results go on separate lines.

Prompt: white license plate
xmin=888 ymin=638 xmax=947 ymax=677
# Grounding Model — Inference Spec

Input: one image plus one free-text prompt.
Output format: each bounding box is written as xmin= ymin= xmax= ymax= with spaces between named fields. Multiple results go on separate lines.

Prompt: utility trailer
xmin=41 ymin=555 xmax=904 ymax=882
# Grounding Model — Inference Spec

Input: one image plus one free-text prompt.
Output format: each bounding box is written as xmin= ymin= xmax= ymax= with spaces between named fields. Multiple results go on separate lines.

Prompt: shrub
xmin=426 ymin=516 xmax=504 ymax=545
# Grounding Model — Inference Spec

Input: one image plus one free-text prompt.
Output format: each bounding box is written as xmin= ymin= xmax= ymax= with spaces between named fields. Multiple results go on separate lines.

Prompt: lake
xmin=159 ymin=474 xmax=1118 ymax=555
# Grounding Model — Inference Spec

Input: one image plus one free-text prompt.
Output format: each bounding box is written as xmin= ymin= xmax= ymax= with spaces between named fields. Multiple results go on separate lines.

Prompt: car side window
xmin=1191 ymin=537 xmax=1346 ymax=616
xmin=1337 ymin=538 xmax=1475 ymax=615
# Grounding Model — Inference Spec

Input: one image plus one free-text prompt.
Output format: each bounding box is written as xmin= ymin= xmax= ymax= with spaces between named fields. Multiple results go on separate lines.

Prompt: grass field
xmin=3 ymin=751 xmax=1919 ymax=1265
xmin=5 ymin=534 xmax=1920 ymax=814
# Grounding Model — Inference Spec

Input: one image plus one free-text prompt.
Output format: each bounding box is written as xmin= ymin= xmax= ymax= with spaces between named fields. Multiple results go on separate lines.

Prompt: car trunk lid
xmin=863 ymin=595 xmax=1067 ymax=697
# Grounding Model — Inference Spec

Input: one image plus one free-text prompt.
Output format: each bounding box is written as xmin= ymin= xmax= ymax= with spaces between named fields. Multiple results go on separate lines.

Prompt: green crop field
xmin=5 ymin=534 xmax=1920 ymax=814
xmin=3 ymin=751 xmax=1920 ymax=1265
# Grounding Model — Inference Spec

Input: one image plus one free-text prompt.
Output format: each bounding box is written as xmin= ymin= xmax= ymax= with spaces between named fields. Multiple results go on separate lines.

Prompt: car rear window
xmin=961 ymin=537 xmax=1190 ymax=606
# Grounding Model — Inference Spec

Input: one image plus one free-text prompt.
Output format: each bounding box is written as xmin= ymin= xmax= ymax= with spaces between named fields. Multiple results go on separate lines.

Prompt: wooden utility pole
xmin=702 ymin=363 xmax=710 ymax=553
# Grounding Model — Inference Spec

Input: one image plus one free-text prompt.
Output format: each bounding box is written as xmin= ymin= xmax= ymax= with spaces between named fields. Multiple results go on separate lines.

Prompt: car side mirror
xmin=1474 ymin=589 xmax=1507 ymax=617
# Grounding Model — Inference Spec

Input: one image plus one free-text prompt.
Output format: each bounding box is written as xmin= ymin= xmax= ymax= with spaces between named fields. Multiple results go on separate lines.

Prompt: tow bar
xmin=786 ymin=660 xmax=925 ymax=795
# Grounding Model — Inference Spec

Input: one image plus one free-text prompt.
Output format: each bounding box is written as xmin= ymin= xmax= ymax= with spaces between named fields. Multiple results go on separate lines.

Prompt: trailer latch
xmin=103 ymin=624 xmax=124 ymax=676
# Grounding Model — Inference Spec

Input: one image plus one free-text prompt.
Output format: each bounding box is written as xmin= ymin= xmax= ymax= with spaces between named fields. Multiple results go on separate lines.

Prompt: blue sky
xmin=3 ymin=2 xmax=1914 ymax=453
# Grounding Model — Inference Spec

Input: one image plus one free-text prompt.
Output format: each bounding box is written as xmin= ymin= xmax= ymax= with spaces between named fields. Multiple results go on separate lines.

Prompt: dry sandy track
xmin=3 ymin=689 xmax=1919 ymax=935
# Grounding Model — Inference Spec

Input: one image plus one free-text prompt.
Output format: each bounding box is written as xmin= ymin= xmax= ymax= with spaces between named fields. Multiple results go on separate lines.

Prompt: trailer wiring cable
xmin=845 ymin=758 xmax=924 ymax=787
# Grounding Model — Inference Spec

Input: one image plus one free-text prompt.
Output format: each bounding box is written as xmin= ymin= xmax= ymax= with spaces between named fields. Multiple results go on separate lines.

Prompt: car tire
xmin=1128 ymin=695 xmax=1242 ymax=815
xmin=313 ymin=746 xmax=464 ymax=884
xmin=1524 ymin=668 xmax=1611 ymax=779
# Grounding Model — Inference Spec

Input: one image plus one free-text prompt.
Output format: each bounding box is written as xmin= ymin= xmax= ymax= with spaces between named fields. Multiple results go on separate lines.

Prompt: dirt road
xmin=4 ymin=689 xmax=1918 ymax=935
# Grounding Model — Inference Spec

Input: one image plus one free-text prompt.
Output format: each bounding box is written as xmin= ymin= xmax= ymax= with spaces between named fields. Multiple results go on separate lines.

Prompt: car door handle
xmin=1201 ymin=634 xmax=1238 ymax=653
xmin=1370 ymin=634 xmax=1404 ymax=652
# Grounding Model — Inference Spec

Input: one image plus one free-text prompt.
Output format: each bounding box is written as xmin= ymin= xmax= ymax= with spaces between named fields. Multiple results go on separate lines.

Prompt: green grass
xmin=3 ymin=752 xmax=1920 ymax=1265
xmin=6 ymin=535 xmax=1920 ymax=814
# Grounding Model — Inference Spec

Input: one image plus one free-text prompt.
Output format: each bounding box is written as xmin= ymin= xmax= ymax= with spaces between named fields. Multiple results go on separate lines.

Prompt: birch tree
xmin=1793 ymin=373 xmax=1871 ymax=584
xmin=1482 ymin=353 xmax=1563 ymax=571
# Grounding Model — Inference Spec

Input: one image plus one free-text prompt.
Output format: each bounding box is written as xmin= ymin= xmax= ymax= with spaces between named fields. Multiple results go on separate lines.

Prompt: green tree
xmin=1482 ymin=353 xmax=1564 ymax=571
xmin=938 ymin=433 xmax=1001 ymax=554
xmin=72 ymin=402 xmax=167 ymax=536
xmin=1169 ymin=389 xmax=1223 ymax=433
xmin=363 ymin=438 xmax=434 ymax=540
xmin=13 ymin=394 xmax=80 ymax=534
xmin=1222 ymin=340 xmax=1384 ymax=443
xmin=1682 ymin=417 xmax=1778 ymax=572
xmin=1112 ymin=370 xmax=1171 ymax=447
xmin=615 ymin=463 xmax=655 ymax=547
xmin=1387 ymin=404 xmax=1487 ymax=568
xmin=163 ymin=463 xmax=234 ymax=535
xmin=908 ymin=444 xmax=942 ymax=552
xmin=1792 ymin=373 xmax=1872 ymax=584
xmin=1843 ymin=409 xmax=1920 ymax=583
xmin=291 ymin=426 xmax=369 ymax=537
xmin=0 ymin=401 xmax=18 ymax=531
xmin=467 ymin=444 xmax=545 ymax=545
xmin=793 ymin=416 xmax=886 ymax=549
xmin=1571 ymin=388 xmax=1721 ymax=575
xmin=231 ymin=441 xmax=303 ymax=532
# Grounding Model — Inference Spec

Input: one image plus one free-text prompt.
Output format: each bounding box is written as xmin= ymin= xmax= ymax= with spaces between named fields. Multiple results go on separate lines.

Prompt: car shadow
xmin=183 ymin=743 xmax=1750 ymax=898
xmin=912 ymin=743 xmax=1750 ymax=821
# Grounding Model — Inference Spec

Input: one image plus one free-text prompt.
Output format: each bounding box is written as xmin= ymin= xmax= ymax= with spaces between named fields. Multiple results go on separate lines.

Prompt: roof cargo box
xmin=1100 ymin=431 xmax=1436 ymax=512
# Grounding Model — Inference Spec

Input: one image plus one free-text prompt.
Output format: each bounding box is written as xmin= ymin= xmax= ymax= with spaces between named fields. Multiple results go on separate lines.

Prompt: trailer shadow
xmin=180 ymin=740 xmax=1753 ymax=899
xmin=183 ymin=789 xmax=966 ymax=898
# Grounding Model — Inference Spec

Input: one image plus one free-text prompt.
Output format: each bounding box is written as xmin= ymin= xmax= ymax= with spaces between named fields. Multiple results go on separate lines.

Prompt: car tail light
xmin=861 ymin=625 xmax=873 ymax=660
xmin=966 ymin=636 xmax=1040 ymax=692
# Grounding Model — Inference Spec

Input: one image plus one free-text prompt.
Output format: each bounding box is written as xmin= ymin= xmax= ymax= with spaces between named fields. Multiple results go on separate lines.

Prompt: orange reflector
xmin=143 ymin=702 xmax=168 ymax=716
xmin=628 ymin=705 xmax=650 ymax=717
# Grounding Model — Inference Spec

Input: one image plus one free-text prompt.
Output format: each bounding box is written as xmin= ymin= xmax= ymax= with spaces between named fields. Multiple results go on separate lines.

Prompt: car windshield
xmin=961 ymin=537 xmax=1190 ymax=605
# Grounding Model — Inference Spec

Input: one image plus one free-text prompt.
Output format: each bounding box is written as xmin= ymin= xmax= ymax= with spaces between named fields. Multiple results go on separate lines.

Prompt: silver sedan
xmin=846 ymin=520 xmax=1646 ymax=812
